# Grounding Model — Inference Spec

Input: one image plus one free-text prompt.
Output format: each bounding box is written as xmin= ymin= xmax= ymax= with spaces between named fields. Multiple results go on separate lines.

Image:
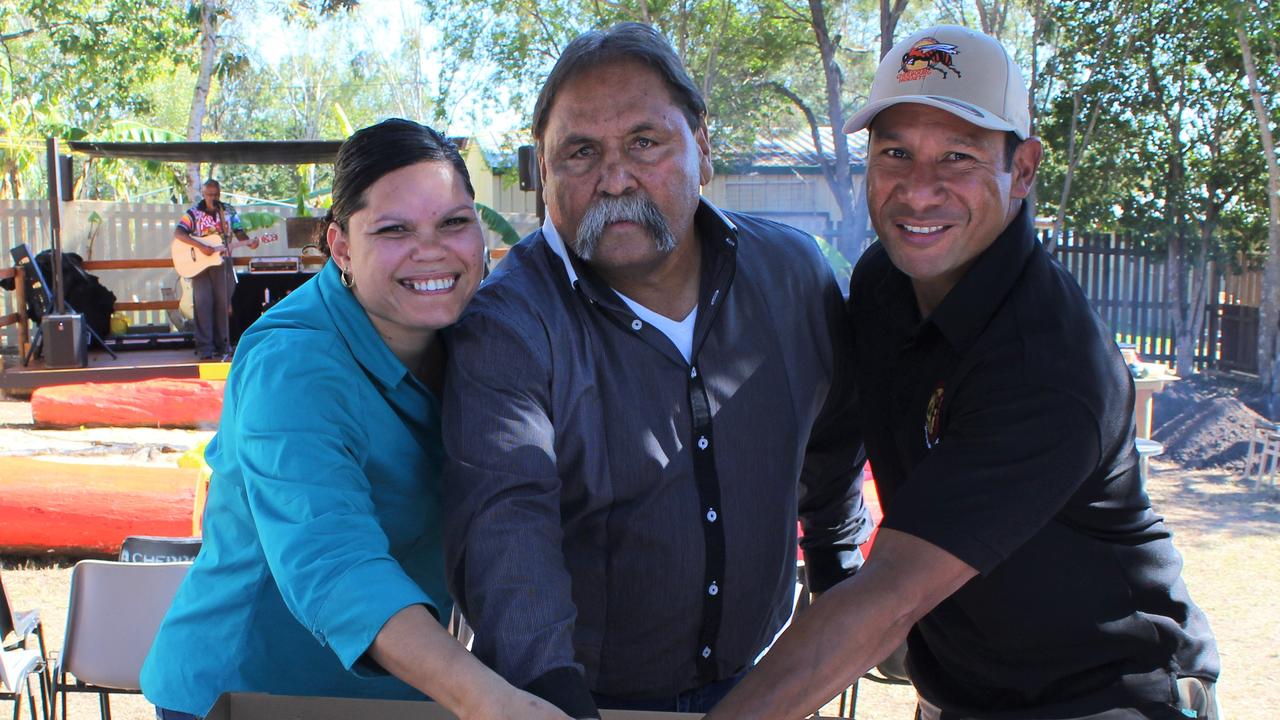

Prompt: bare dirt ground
xmin=3 ymin=374 xmax=1279 ymax=719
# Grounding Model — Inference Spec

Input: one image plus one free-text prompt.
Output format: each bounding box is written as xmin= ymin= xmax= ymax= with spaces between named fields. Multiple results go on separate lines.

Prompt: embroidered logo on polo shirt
xmin=924 ymin=382 xmax=945 ymax=449
xmin=898 ymin=38 xmax=962 ymax=81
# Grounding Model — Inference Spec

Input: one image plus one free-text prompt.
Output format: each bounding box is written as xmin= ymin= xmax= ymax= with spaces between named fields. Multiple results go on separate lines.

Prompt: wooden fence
xmin=1050 ymin=228 xmax=1263 ymax=373
xmin=0 ymin=200 xmax=295 ymax=350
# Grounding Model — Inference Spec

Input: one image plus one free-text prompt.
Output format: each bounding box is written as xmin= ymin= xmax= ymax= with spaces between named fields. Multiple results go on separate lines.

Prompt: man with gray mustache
xmin=576 ymin=193 xmax=677 ymax=258
xmin=441 ymin=22 xmax=870 ymax=720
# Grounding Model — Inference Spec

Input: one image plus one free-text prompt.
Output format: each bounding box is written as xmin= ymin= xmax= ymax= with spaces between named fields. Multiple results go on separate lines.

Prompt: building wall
xmin=704 ymin=169 xmax=865 ymax=240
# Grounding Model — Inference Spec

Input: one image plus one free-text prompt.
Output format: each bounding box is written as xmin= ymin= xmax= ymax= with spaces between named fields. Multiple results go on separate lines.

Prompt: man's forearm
xmin=705 ymin=529 xmax=976 ymax=720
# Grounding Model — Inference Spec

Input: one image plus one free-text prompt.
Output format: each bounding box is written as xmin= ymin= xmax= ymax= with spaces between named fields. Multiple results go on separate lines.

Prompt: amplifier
xmin=42 ymin=313 xmax=88 ymax=368
xmin=248 ymin=256 xmax=300 ymax=274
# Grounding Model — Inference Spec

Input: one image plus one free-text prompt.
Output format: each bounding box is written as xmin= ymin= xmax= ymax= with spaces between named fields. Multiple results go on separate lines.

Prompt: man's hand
xmin=198 ymin=244 xmax=217 ymax=256
xmin=249 ymin=238 xmax=260 ymax=249
xmin=703 ymin=529 xmax=977 ymax=720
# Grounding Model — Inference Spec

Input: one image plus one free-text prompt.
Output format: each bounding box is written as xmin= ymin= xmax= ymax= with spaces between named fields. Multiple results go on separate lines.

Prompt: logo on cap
xmin=898 ymin=38 xmax=962 ymax=82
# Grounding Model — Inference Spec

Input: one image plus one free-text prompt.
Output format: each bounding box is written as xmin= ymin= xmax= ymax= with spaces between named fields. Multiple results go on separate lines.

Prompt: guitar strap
xmin=210 ymin=202 xmax=239 ymax=292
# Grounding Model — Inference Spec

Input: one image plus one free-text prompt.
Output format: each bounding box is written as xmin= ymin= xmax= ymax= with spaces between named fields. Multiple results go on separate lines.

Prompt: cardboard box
xmin=206 ymin=693 xmax=699 ymax=720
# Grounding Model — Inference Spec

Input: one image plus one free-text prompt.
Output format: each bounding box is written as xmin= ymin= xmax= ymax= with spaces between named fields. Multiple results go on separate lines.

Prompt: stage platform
xmin=0 ymin=346 xmax=229 ymax=396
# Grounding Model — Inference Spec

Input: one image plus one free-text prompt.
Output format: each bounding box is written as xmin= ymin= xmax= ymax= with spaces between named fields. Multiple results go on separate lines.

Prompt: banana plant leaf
xmin=813 ymin=235 xmax=852 ymax=284
xmin=239 ymin=212 xmax=283 ymax=232
xmin=478 ymin=202 xmax=522 ymax=246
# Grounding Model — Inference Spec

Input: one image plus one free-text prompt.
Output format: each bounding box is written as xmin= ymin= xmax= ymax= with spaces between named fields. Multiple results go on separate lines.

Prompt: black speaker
xmin=518 ymin=145 xmax=541 ymax=192
xmin=58 ymin=154 xmax=73 ymax=201
xmin=42 ymin=313 xmax=87 ymax=368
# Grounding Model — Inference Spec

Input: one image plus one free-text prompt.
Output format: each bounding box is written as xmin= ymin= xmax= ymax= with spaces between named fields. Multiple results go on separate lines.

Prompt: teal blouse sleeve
xmin=228 ymin=330 xmax=436 ymax=671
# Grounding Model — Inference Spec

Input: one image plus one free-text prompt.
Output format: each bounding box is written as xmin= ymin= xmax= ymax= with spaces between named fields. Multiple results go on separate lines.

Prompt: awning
xmin=66 ymin=141 xmax=344 ymax=164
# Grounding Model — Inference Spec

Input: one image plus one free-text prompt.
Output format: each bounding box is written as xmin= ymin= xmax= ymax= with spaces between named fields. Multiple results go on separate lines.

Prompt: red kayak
xmin=0 ymin=456 xmax=199 ymax=555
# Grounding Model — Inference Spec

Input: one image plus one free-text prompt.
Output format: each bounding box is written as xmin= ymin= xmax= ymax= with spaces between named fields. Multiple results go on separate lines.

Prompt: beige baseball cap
xmin=843 ymin=25 xmax=1031 ymax=139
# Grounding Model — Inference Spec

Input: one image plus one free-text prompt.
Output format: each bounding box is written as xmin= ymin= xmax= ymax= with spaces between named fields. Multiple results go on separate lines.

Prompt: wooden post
xmin=14 ymin=265 xmax=28 ymax=359
xmin=46 ymin=137 xmax=66 ymax=315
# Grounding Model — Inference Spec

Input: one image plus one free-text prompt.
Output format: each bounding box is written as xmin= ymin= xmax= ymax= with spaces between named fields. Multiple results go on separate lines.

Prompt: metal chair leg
xmin=25 ymin=675 xmax=37 ymax=720
xmin=56 ymin=671 xmax=65 ymax=720
xmin=34 ymin=628 xmax=48 ymax=720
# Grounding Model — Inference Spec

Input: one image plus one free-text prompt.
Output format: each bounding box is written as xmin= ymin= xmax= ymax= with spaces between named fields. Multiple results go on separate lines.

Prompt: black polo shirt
xmin=848 ymin=205 xmax=1219 ymax=719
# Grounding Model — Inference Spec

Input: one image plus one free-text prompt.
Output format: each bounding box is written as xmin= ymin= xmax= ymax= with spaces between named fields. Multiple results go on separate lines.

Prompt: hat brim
xmin=843 ymin=95 xmax=1024 ymax=138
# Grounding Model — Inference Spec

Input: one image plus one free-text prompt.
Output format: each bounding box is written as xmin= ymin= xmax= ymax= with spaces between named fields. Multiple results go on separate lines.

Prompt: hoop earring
xmin=340 ymin=266 xmax=354 ymax=288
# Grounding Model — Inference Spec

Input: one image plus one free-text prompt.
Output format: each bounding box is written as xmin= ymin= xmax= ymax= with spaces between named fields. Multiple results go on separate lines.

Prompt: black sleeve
xmin=441 ymin=309 xmax=600 ymax=719
xmin=798 ymin=248 xmax=873 ymax=592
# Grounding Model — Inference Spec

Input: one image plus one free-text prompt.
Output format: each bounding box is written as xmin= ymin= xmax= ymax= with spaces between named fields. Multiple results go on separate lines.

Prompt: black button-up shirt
xmin=849 ymin=205 xmax=1219 ymax=717
xmin=442 ymin=201 xmax=869 ymax=717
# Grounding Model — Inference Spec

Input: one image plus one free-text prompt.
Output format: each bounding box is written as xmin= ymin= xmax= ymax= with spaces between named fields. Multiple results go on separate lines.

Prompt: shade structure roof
xmin=65 ymin=140 xmax=344 ymax=164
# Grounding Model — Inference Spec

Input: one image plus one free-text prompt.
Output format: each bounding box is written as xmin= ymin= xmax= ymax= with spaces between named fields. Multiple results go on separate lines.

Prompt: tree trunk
xmin=1028 ymin=0 xmax=1043 ymax=133
xmin=699 ymin=0 xmax=730 ymax=104
xmin=1173 ymin=237 xmax=1210 ymax=378
xmin=879 ymin=0 xmax=909 ymax=59
xmin=185 ymin=0 xmax=220 ymax=202
xmin=848 ymin=176 xmax=870 ymax=258
xmin=1238 ymin=20 xmax=1280 ymax=412
xmin=809 ymin=0 xmax=860 ymax=269
xmin=975 ymin=0 xmax=1009 ymax=38
xmin=1046 ymin=26 xmax=1132 ymax=253
xmin=766 ymin=80 xmax=859 ymax=270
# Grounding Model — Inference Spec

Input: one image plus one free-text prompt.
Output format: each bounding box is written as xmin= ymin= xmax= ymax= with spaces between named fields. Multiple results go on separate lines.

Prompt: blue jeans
xmin=592 ymin=672 xmax=746 ymax=714
xmin=156 ymin=709 xmax=201 ymax=720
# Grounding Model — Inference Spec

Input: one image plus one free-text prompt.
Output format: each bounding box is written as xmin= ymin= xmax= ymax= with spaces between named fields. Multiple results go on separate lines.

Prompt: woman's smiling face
xmin=327 ymin=160 xmax=485 ymax=350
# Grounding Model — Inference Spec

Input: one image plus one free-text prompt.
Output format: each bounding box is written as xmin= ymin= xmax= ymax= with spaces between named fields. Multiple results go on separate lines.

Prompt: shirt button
xmin=690 ymin=366 xmax=698 ymax=379
xmin=697 ymin=436 xmax=709 ymax=450
xmin=706 ymin=508 xmax=718 ymax=522
xmin=708 ymin=581 xmax=719 ymax=596
xmin=701 ymin=645 xmax=712 ymax=659
xmin=630 ymin=319 xmax=643 ymax=331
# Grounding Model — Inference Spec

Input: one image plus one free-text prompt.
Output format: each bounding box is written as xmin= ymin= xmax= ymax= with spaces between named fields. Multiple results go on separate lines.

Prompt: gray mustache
xmin=574 ymin=193 xmax=677 ymax=260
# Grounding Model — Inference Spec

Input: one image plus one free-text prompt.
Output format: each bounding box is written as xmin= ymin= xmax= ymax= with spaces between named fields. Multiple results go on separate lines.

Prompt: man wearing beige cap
xmin=706 ymin=25 xmax=1219 ymax=720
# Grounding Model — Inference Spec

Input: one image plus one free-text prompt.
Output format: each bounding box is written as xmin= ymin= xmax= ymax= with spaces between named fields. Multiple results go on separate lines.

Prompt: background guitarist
xmin=173 ymin=178 xmax=258 ymax=360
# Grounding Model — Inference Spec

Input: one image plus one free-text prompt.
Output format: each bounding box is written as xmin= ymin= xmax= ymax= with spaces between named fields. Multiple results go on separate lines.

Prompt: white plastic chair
xmin=0 ymin=570 xmax=44 ymax=657
xmin=0 ymin=645 xmax=43 ymax=720
xmin=0 ymin=570 xmax=46 ymax=720
xmin=50 ymin=561 xmax=190 ymax=720
xmin=1243 ymin=420 xmax=1280 ymax=489
xmin=1135 ymin=438 xmax=1165 ymax=484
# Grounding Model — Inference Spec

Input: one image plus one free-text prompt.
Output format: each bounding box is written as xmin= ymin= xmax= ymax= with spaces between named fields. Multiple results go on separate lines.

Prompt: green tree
xmin=1037 ymin=0 xmax=1267 ymax=377
xmin=0 ymin=0 xmax=193 ymax=198
xmin=1238 ymin=0 xmax=1280 ymax=406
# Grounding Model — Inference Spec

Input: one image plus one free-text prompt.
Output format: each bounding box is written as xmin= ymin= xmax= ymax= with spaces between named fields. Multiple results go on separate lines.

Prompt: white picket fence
xmin=0 ymin=199 xmax=297 ymax=349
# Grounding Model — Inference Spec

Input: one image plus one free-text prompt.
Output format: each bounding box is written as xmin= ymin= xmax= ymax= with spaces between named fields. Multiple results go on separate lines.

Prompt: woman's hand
xmin=461 ymin=686 xmax=575 ymax=720
xmin=368 ymin=605 xmax=576 ymax=720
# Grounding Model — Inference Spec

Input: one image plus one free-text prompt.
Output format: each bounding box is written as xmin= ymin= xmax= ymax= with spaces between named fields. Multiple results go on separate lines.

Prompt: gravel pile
xmin=1151 ymin=373 xmax=1268 ymax=471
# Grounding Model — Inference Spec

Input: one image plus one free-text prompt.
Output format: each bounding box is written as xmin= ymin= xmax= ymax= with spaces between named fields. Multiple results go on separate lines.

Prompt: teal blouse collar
xmin=316 ymin=260 xmax=416 ymax=391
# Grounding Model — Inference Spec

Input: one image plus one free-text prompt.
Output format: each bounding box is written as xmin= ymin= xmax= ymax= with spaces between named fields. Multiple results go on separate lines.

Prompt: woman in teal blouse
xmin=141 ymin=120 xmax=570 ymax=720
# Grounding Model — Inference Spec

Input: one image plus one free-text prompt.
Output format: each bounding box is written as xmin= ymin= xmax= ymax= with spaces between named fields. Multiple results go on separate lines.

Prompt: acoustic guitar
xmin=171 ymin=232 xmax=278 ymax=278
